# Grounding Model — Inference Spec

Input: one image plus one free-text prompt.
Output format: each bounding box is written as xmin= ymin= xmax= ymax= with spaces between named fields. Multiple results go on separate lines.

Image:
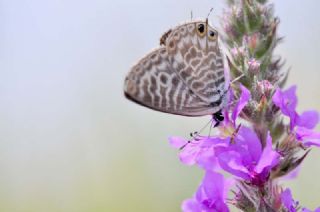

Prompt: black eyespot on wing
xmin=197 ymin=24 xmax=205 ymax=33
xmin=209 ymin=30 xmax=215 ymax=37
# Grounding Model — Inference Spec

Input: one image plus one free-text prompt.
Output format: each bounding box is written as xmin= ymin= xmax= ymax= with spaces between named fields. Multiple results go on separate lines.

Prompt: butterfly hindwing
xmin=124 ymin=47 xmax=218 ymax=116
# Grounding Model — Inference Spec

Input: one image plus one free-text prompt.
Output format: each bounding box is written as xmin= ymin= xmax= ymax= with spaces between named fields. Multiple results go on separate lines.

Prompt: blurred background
xmin=1 ymin=0 xmax=320 ymax=211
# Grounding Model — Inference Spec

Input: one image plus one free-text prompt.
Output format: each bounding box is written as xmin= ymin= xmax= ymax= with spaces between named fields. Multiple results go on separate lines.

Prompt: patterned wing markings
xmin=124 ymin=47 xmax=221 ymax=116
xmin=164 ymin=21 xmax=226 ymax=108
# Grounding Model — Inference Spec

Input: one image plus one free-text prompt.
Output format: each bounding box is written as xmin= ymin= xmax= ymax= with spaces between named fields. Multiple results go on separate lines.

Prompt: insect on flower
xmin=124 ymin=17 xmax=229 ymax=126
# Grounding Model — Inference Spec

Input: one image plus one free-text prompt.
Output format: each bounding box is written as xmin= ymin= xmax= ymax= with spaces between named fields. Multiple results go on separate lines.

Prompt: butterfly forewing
xmin=124 ymin=47 xmax=219 ymax=116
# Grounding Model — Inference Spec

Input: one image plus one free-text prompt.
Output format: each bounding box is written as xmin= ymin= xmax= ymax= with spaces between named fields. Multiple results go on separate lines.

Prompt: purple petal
xmin=202 ymin=171 xmax=225 ymax=199
xmin=199 ymin=137 xmax=230 ymax=148
xmin=188 ymin=172 xmax=231 ymax=212
xmin=255 ymin=132 xmax=280 ymax=174
xmin=281 ymin=188 xmax=296 ymax=212
xmin=302 ymin=209 xmax=320 ymax=212
xmin=272 ymin=86 xmax=299 ymax=129
xmin=174 ymin=136 xmax=230 ymax=168
xmin=196 ymin=149 xmax=220 ymax=171
xmin=297 ymin=111 xmax=319 ymax=129
xmin=295 ymin=127 xmax=320 ymax=147
xmin=199 ymin=171 xmax=230 ymax=212
xmin=169 ymin=137 xmax=188 ymax=148
xmin=179 ymin=143 xmax=201 ymax=165
xmin=181 ymin=198 xmax=201 ymax=212
xmin=232 ymin=84 xmax=251 ymax=122
xmin=215 ymin=147 xmax=251 ymax=180
xmin=237 ymin=126 xmax=262 ymax=164
xmin=208 ymin=199 xmax=229 ymax=212
xmin=273 ymin=86 xmax=298 ymax=113
xmin=283 ymin=86 xmax=298 ymax=109
xmin=223 ymin=178 xmax=235 ymax=199
xmin=302 ymin=208 xmax=320 ymax=212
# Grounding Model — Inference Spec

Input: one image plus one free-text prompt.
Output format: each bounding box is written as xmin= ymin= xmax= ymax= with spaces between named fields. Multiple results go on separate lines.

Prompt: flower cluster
xmin=170 ymin=0 xmax=320 ymax=211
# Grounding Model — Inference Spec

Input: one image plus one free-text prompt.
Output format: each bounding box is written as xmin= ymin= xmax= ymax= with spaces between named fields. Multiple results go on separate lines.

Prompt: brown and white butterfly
xmin=124 ymin=19 xmax=227 ymax=125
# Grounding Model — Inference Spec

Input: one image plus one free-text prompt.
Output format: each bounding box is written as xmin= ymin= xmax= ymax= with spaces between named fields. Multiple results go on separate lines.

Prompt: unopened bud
xmin=257 ymin=80 xmax=273 ymax=97
xmin=248 ymin=58 xmax=261 ymax=74
xmin=231 ymin=47 xmax=245 ymax=61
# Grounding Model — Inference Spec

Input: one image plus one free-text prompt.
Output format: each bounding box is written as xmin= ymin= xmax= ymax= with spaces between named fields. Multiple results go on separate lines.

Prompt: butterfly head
xmin=160 ymin=21 xmax=219 ymax=49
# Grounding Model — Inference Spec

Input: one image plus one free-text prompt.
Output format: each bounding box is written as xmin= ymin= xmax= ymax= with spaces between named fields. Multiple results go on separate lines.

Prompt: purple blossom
xmin=215 ymin=127 xmax=280 ymax=185
xmin=182 ymin=171 xmax=233 ymax=212
xmin=169 ymin=84 xmax=251 ymax=170
xmin=169 ymin=136 xmax=229 ymax=171
xmin=281 ymin=188 xmax=298 ymax=212
xmin=272 ymin=86 xmax=299 ymax=130
xmin=272 ymin=86 xmax=320 ymax=147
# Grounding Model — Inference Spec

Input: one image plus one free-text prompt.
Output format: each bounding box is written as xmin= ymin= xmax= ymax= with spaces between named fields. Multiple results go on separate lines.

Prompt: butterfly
xmin=124 ymin=19 xmax=227 ymax=126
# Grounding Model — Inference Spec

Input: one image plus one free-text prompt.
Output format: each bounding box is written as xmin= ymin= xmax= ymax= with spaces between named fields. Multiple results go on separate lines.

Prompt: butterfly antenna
xmin=190 ymin=10 xmax=193 ymax=21
xmin=205 ymin=8 xmax=214 ymax=53
xmin=206 ymin=7 xmax=214 ymax=21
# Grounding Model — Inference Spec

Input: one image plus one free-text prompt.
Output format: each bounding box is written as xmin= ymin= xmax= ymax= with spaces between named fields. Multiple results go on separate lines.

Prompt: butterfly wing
xmin=124 ymin=47 xmax=217 ymax=116
xmin=164 ymin=21 xmax=226 ymax=109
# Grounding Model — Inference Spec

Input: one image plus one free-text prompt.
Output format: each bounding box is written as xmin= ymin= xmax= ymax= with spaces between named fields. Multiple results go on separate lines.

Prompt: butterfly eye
xmin=197 ymin=24 xmax=206 ymax=36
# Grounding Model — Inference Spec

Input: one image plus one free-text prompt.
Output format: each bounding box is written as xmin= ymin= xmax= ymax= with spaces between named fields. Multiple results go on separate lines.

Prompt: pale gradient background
xmin=1 ymin=0 xmax=320 ymax=211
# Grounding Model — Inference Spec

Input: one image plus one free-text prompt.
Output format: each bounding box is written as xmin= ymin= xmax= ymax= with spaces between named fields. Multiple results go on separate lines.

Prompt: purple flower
xmin=169 ymin=136 xmax=229 ymax=171
xmin=272 ymin=86 xmax=299 ymax=130
xmin=169 ymin=84 xmax=252 ymax=171
xmin=281 ymin=188 xmax=298 ymax=212
xmin=272 ymin=86 xmax=320 ymax=147
xmin=215 ymin=127 xmax=280 ymax=185
xmin=182 ymin=171 xmax=233 ymax=212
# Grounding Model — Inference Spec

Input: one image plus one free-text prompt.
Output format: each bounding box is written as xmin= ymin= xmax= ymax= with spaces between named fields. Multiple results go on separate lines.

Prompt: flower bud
xmin=257 ymin=80 xmax=273 ymax=97
xmin=248 ymin=58 xmax=261 ymax=74
xmin=231 ymin=47 xmax=245 ymax=62
xmin=244 ymin=33 xmax=260 ymax=51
